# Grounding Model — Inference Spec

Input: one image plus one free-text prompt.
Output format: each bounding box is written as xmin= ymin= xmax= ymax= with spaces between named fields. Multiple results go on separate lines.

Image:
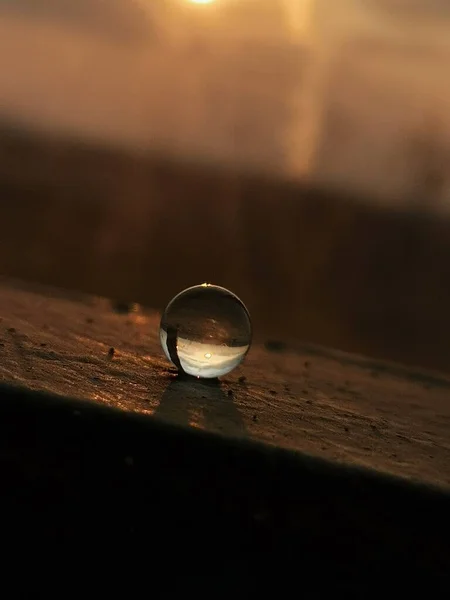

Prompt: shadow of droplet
xmin=153 ymin=375 xmax=248 ymax=438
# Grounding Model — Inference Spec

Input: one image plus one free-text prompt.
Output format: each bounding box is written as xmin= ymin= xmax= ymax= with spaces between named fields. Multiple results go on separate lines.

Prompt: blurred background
xmin=0 ymin=0 xmax=449 ymax=372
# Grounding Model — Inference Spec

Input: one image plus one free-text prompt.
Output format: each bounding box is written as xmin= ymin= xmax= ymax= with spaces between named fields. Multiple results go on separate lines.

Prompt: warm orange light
xmin=188 ymin=0 xmax=217 ymax=4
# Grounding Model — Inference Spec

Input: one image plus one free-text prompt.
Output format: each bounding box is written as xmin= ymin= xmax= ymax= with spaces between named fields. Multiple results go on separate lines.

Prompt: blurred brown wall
xmin=1 ymin=124 xmax=450 ymax=374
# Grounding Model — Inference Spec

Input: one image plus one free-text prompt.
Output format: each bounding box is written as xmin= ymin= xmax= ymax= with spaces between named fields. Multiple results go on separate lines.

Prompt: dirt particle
xmin=40 ymin=342 xmax=47 ymax=347
xmin=269 ymin=389 xmax=277 ymax=396
xmin=304 ymin=361 xmax=310 ymax=368
xmin=264 ymin=340 xmax=286 ymax=352
xmin=305 ymin=399 xmax=312 ymax=405
xmin=86 ymin=317 xmax=94 ymax=324
xmin=238 ymin=376 xmax=247 ymax=384
xmin=108 ymin=347 xmax=115 ymax=359
xmin=112 ymin=301 xmax=134 ymax=315
xmin=227 ymin=389 xmax=233 ymax=397
xmin=252 ymin=414 xmax=258 ymax=422
xmin=7 ymin=327 xmax=16 ymax=334
xmin=344 ymin=426 xmax=349 ymax=432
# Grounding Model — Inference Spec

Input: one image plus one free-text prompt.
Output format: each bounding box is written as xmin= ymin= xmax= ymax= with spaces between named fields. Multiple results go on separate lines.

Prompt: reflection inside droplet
xmin=160 ymin=284 xmax=252 ymax=379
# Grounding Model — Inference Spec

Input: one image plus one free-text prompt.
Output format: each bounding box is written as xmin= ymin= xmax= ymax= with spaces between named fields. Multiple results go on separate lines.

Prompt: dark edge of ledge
xmin=0 ymin=381 xmax=449 ymax=589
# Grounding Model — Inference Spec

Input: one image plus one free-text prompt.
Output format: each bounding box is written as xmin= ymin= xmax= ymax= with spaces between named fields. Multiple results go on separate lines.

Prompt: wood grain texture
xmin=1 ymin=279 xmax=448 ymax=489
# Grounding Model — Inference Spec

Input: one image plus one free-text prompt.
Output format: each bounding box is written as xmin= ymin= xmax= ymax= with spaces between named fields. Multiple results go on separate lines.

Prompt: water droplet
xmin=160 ymin=284 xmax=252 ymax=379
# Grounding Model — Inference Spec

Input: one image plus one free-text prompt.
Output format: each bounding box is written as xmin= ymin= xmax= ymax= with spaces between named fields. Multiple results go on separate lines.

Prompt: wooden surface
xmin=1 ymin=279 xmax=448 ymax=490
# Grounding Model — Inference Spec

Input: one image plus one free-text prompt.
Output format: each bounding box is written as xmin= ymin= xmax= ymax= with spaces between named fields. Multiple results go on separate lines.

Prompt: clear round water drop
xmin=160 ymin=284 xmax=252 ymax=379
